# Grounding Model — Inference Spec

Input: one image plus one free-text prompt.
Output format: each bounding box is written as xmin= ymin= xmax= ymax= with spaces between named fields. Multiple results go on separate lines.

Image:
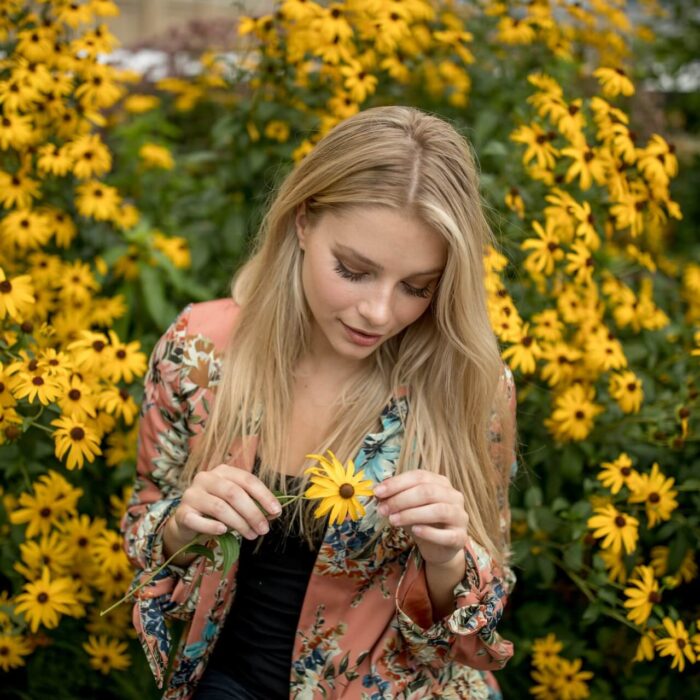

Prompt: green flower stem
xmin=100 ymin=535 xmax=207 ymax=617
xmin=545 ymin=551 xmax=639 ymax=632
xmin=100 ymin=492 xmax=313 ymax=617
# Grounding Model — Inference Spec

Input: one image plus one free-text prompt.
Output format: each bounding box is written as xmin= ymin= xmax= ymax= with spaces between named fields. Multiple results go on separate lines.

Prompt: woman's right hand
xmin=163 ymin=464 xmax=283 ymax=559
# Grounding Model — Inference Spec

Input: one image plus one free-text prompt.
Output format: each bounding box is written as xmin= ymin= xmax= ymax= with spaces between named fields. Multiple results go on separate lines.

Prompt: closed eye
xmin=333 ymin=260 xmax=432 ymax=299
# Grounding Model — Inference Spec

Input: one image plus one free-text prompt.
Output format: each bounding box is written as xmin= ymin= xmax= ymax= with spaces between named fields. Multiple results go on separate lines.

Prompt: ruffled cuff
xmin=396 ymin=542 xmax=514 ymax=671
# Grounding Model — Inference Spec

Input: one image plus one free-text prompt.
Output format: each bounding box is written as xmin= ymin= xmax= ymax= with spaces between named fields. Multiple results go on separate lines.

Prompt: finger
xmin=206 ymin=480 xmax=271 ymax=538
xmin=377 ymin=483 xmax=461 ymax=516
xmin=411 ymin=524 xmax=468 ymax=549
xmin=178 ymin=507 xmax=228 ymax=537
xmin=373 ymin=470 xmax=450 ymax=499
xmin=210 ymin=465 xmax=283 ymax=518
xmin=386 ymin=503 xmax=466 ymax=529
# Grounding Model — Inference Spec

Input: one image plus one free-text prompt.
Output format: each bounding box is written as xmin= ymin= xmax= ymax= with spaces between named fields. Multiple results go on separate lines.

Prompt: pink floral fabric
xmin=121 ymin=298 xmax=518 ymax=700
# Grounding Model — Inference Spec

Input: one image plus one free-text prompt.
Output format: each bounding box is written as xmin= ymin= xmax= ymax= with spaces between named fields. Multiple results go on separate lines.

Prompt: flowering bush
xmin=1 ymin=1 xmax=698 ymax=699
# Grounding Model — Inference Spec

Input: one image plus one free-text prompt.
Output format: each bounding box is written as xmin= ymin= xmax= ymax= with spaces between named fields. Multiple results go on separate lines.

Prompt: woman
xmin=121 ymin=105 xmax=518 ymax=700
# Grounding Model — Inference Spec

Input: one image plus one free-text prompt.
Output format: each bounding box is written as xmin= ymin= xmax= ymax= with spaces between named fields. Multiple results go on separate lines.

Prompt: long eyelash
xmin=333 ymin=260 xmax=365 ymax=282
xmin=333 ymin=260 xmax=432 ymax=299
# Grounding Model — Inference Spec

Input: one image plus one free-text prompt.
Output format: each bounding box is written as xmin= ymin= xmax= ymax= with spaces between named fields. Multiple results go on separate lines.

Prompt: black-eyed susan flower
xmin=633 ymin=629 xmax=657 ymax=663
xmin=82 ymin=635 xmax=131 ymax=674
xmin=98 ymin=386 xmax=138 ymax=425
xmin=64 ymin=133 xmax=113 ymax=180
xmin=560 ymin=142 xmax=607 ymax=191
xmin=103 ymin=330 xmax=147 ymax=383
xmin=153 ymin=231 xmax=191 ymax=269
xmin=502 ymin=323 xmax=542 ymax=374
xmin=67 ymin=330 xmax=110 ymax=373
xmin=650 ymin=546 xmax=697 ymax=585
xmin=510 ymin=122 xmax=559 ymax=170
xmin=104 ymin=428 xmax=137 ymax=467
xmin=0 ymin=267 xmax=34 ymax=320
xmin=0 ymin=170 xmax=40 ymax=209
xmin=138 ymin=143 xmax=174 ymax=170
xmin=597 ymin=452 xmax=638 ymax=494
xmin=50 ymin=415 xmax=102 ymax=469
xmin=655 ymin=618 xmax=696 ymax=672
xmin=90 ymin=529 xmax=128 ymax=575
xmin=57 ymin=375 xmax=98 ymax=422
xmin=12 ymin=368 xmax=63 ymax=405
xmin=339 ymin=61 xmax=378 ymax=103
xmin=553 ymin=657 xmax=594 ymax=698
xmin=623 ymin=565 xmax=661 ymax=626
xmin=0 ymin=633 xmax=32 ymax=671
xmin=14 ymin=567 xmax=77 ymax=633
xmin=598 ymin=548 xmax=628 ymax=584
xmin=57 ymin=513 xmax=107 ymax=562
xmin=531 ymin=633 xmax=563 ymax=671
xmin=587 ymin=503 xmax=639 ymax=555
xmin=609 ymin=370 xmax=643 ymax=413
xmin=593 ymin=66 xmax=635 ymax=97
xmin=540 ymin=342 xmax=581 ymax=387
xmin=545 ymin=383 xmax=604 ymax=442
xmin=627 ymin=463 xmax=678 ymax=528
xmin=521 ymin=219 xmax=565 ymax=277
xmin=74 ymin=180 xmax=122 ymax=221
xmin=0 ymin=208 xmax=52 ymax=250
xmin=14 ymin=530 xmax=74 ymax=580
xmin=123 ymin=93 xmax=160 ymax=114
xmin=9 ymin=490 xmax=61 ymax=538
xmin=304 ymin=449 xmax=373 ymax=525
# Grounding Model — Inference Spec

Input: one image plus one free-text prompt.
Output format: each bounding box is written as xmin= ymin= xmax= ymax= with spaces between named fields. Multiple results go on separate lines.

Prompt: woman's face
xmin=295 ymin=205 xmax=447 ymax=368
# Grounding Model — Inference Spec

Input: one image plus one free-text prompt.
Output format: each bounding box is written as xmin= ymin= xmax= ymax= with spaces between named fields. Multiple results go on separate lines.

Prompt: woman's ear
xmin=295 ymin=202 xmax=307 ymax=251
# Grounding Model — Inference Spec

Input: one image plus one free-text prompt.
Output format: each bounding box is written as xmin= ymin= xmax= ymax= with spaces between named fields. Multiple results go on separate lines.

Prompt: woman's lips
xmin=341 ymin=321 xmax=382 ymax=346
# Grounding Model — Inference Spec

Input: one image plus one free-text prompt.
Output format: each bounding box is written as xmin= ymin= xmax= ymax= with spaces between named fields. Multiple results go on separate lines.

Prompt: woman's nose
xmin=357 ymin=286 xmax=393 ymax=329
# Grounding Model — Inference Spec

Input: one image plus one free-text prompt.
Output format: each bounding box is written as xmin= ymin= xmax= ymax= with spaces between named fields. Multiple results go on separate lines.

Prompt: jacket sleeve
xmin=395 ymin=365 xmax=517 ymax=671
xmin=119 ymin=304 xmax=210 ymax=683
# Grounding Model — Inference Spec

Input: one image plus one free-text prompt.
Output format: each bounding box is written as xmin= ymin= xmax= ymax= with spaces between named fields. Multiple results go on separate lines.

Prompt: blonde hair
xmin=179 ymin=105 xmax=515 ymax=567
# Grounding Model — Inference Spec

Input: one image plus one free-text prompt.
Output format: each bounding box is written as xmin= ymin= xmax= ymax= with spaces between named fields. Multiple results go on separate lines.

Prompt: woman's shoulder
xmin=185 ymin=297 xmax=242 ymax=351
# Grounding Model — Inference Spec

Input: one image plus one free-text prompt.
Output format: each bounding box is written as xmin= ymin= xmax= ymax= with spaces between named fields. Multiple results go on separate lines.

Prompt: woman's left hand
xmin=373 ymin=471 xmax=469 ymax=567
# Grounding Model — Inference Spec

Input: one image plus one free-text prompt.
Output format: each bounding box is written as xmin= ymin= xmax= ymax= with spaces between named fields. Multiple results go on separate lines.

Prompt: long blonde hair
xmin=179 ymin=106 xmax=514 ymax=567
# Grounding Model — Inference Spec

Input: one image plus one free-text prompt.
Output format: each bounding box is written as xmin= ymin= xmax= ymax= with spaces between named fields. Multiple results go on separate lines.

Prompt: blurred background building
xmin=107 ymin=0 xmax=274 ymax=46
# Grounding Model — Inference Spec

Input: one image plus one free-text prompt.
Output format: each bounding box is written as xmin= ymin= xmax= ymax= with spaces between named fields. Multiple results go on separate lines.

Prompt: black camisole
xmin=207 ymin=458 xmax=323 ymax=699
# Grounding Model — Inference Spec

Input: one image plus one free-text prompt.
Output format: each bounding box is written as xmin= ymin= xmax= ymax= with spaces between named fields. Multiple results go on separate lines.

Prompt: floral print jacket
xmin=121 ymin=298 xmax=518 ymax=700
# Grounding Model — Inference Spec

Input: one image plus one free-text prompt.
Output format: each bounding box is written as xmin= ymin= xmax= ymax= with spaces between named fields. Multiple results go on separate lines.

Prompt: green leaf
xmin=185 ymin=544 xmax=215 ymax=564
xmin=216 ymin=531 xmax=241 ymax=575
xmin=582 ymin=602 xmax=601 ymax=624
xmin=563 ymin=540 xmax=584 ymax=572
xmin=524 ymin=486 xmax=543 ymax=508
xmin=138 ymin=262 xmax=177 ymax=329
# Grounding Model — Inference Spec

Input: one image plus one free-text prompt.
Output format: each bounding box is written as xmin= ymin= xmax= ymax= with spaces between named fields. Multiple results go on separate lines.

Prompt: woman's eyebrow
xmin=334 ymin=244 xmax=444 ymax=277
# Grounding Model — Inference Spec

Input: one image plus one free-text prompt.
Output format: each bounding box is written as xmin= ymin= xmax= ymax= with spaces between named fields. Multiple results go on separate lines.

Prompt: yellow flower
xmin=597 ymin=452 xmax=637 ymax=495
xmin=0 ymin=267 xmax=34 ymax=321
xmin=511 ymin=122 xmax=558 ymax=170
xmin=104 ymin=330 xmax=147 ymax=383
xmin=531 ymin=633 xmax=563 ymax=671
xmin=14 ymin=567 xmax=77 ymax=633
xmin=553 ymin=657 xmax=593 ymax=699
xmin=65 ymin=133 xmax=113 ymax=180
xmin=655 ymin=617 xmax=696 ymax=672
xmin=82 ymin=635 xmax=131 ymax=674
xmin=50 ymin=415 xmax=103 ymax=470
xmin=633 ymin=629 xmax=657 ymax=662
xmin=264 ymin=120 xmax=291 ymax=143
xmin=521 ymin=219 xmax=564 ymax=277
xmin=304 ymin=449 xmax=373 ymax=525
xmin=123 ymin=93 xmax=160 ymax=113
xmin=650 ymin=546 xmax=697 ymax=585
xmin=139 ymin=143 xmax=174 ymax=170
xmin=587 ymin=503 xmax=639 ymax=555
xmin=623 ymin=565 xmax=661 ymax=626
xmin=608 ymin=370 xmax=643 ymax=413
xmin=502 ymin=323 xmax=542 ymax=374
xmin=0 ymin=170 xmax=40 ymax=209
xmin=593 ymin=67 xmax=635 ymax=97
xmin=598 ymin=548 xmax=628 ymax=584
xmin=0 ymin=633 xmax=32 ymax=671
xmin=74 ymin=180 xmax=122 ymax=221
xmin=545 ymin=383 xmax=604 ymax=442
xmin=627 ymin=463 xmax=678 ymax=528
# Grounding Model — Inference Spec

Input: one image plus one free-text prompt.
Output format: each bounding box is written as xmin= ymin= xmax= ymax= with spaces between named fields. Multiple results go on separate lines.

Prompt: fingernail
xmin=374 ymin=485 xmax=386 ymax=497
xmin=270 ymin=504 xmax=282 ymax=515
xmin=377 ymin=504 xmax=388 ymax=516
xmin=258 ymin=522 xmax=269 ymax=535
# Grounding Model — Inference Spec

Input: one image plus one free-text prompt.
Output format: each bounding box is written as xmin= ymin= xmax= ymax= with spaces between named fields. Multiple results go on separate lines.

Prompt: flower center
xmin=339 ymin=483 xmax=355 ymax=499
